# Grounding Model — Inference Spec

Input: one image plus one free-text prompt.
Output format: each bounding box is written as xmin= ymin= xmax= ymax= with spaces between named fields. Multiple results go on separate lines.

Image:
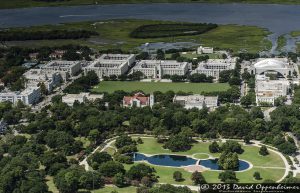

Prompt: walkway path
xmin=79 ymin=135 xmax=290 ymax=183
xmin=79 ymin=137 xmax=117 ymax=171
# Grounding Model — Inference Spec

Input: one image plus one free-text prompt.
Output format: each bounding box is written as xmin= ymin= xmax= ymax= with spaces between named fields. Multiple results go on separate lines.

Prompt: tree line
xmin=0 ymin=30 xmax=98 ymax=41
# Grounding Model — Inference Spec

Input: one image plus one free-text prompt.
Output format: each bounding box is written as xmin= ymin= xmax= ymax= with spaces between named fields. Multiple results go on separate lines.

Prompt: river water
xmin=0 ymin=3 xmax=299 ymax=53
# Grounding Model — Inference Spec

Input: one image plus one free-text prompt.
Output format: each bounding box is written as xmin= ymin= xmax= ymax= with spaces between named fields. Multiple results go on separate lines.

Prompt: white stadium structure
xmin=249 ymin=58 xmax=293 ymax=78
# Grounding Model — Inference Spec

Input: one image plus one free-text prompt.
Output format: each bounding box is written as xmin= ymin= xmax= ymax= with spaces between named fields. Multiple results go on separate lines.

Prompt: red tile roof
xmin=123 ymin=93 xmax=149 ymax=106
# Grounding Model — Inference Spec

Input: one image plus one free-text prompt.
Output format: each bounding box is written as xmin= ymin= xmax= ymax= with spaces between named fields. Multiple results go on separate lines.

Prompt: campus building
xmin=249 ymin=58 xmax=294 ymax=78
xmin=62 ymin=93 xmax=104 ymax=106
xmin=0 ymin=87 xmax=41 ymax=106
xmin=197 ymin=46 xmax=214 ymax=54
xmin=84 ymin=54 xmax=135 ymax=78
xmin=41 ymin=60 xmax=82 ymax=80
xmin=132 ymin=60 xmax=188 ymax=79
xmin=23 ymin=69 xmax=62 ymax=92
xmin=123 ymin=93 xmax=154 ymax=108
xmin=192 ymin=58 xmax=236 ymax=79
xmin=255 ymin=75 xmax=290 ymax=106
xmin=173 ymin=94 xmax=218 ymax=110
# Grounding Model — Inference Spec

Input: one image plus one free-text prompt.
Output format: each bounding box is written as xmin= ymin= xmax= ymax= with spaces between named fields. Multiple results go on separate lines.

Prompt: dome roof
xmin=254 ymin=59 xmax=288 ymax=69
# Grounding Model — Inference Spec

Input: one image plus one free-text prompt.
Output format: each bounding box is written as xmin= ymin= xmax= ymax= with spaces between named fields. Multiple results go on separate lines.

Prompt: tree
xmin=126 ymin=163 xmax=156 ymax=181
xmin=147 ymin=184 xmax=192 ymax=193
xmin=38 ymin=82 xmax=48 ymax=96
xmin=243 ymin=135 xmax=251 ymax=144
xmin=191 ymin=119 xmax=209 ymax=134
xmin=113 ymin=172 xmax=126 ymax=187
xmin=87 ymin=152 xmax=112 ymax=170
xmin=164 ymin=133 xmax=192 ymax=152
xmin=259 ymin=145 xmax=269 ymax=156
xmin=218 ymin=170 xmax=238 ymax=183
xmin=221 ymin=141 xmax=244 ymax=154
xmin=88 ymin=129 xmax=100 ymax=144
xmin=54 ymin=168 xmax=82 ymax=193
xmin=173 ymin=171 xmax=183 ymax=182
xmin=209 ymin=141 xmax=220 ymax=153
xmin=141 ymin=176 xmax=152 ymax=187
xmin=240 ymin=95 xmax=253 ymax=108
xmin=136 ymin=137 xmax=143 ymax=144
xmin=156 ymin=49 xmax=165 ymax=60
xmin=79 ymin=171 xmax=104 ymax=190
xmin=115 ymin=135 xmax=136 ymax=149
xmin=98 ymin=161 xmax=125 ymax=177
xmin=277 ymin=142 xmax=297 ymax=155
xmin=253 ymin=171 xmax=261 ymax=180
xmin=191 ymin=171 xmax=206 ymax=185
xmin=217 ymin=152 xmax=239 ymax=170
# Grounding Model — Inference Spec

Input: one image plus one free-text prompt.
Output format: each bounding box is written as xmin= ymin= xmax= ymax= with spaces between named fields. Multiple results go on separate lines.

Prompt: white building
xmin=197 ymin=46 xmax=214 ymax=54
xmin=249 ymin=58 xmax=293 ymax=78
xmin=0 ymin=87 xmax=41 ymax=105
xmin=192 ymin=58 xmax=236 ymax=79
xmin=255 ymin=75 xmax=290 ymax=106
xmin=173 ymin=94 xmax=218 ymax=110
xmin=41 ymin=60 xmax=82 ymax=80
xmin=123 ymin=93 xmax=154 ymax=108
xmin=23 ymin=69 xmax=62 ymax=92
xmin=132 ymin=60 xmax=188 ymax=79
xmin=62 ymin=93 xmax=104 ymax=106
xmin=84 ymin=54 xmax=135 ymax=78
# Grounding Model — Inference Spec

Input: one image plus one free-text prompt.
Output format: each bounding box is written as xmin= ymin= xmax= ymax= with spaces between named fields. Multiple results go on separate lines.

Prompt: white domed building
xmin=249 ymin=58 xmax=293 ymax=78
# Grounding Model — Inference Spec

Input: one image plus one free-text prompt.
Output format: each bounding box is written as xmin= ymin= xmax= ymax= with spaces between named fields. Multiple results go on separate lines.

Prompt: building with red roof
xmin=123 ymin=92 xmax=154 ymax=108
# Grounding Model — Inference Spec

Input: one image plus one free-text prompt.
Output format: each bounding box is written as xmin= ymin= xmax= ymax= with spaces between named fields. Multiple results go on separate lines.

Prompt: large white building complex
xmin=41 ymin=60 xmax=82 ymax=80
xmin=255 ymin=75 xmax=290 ymax=106
xmin=197 ymin=46 xmax=214 ymax=54
xmin=84 ymin=54 xmax=135 ymax=78
xmin=62 ymin=93 xmax=104 ymax=106
xmin=23 ymin=69 xmax=62 ymax=92
xmin=249 ymin=58 xmax=294 ymax=78
xmin=132 ymin=60 xmax=188 ymax=79
xmin=192 ymin=58 xmax=236 ymax=79
xmin=0 ymin=87 xmax=41 ymax=105
xmin=173 ymin=94 xmax=218 ymax=110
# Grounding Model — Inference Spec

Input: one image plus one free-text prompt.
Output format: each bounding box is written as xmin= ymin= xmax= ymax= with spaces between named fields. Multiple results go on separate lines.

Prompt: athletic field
xmin=92 ymin=81 xmax=230 ymax=94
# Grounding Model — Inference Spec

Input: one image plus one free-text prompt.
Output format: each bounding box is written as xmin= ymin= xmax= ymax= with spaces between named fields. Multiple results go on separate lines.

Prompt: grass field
xmin=4 ymin=19 xmax=271 ymax=53
xmin=92 ymin=81 xmax=230 ymax=94
xmin=291 ymin=31 xmax=300 ymax=37
xmin=2 ymin=0 xmax=300 ymax=9
xmin=131 ymin=137 xmax=286 ymax=183
xmin=92 ymin=186 xmax=137 ymax=193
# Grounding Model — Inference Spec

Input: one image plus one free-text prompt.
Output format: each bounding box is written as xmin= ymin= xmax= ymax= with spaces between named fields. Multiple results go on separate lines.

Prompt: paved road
xmin=286 ymin=132 xmax=300 ymax=177
xmin=263 ymin=107 xmax=276 ymax=121
xmin=32 ymin=74 xmax=82 ymax=111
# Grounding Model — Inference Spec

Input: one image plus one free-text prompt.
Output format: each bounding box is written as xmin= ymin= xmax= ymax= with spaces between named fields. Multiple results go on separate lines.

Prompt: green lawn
xmin=75 ymin=136 xmax=91 ymax=148
xmin=131 ymin=137 xmax=286 ymax=184
xmin=137 ymin=138 xmax=285 ymax=167
xmin=92 ymin=81 xmax=230 ymax=94
xmin=2 ymin=0 xmax=300 ymax=9
xmin=5 ymin=19 xmax=271 ymax=53
xmin=92 ymin=186 xmax=137 ymax=193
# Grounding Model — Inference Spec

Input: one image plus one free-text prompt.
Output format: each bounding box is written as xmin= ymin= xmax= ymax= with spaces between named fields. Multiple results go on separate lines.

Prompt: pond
xmin=134 ymin=153 xmax=197 ymax=167
xmin=133 ymin=153 xmax=250 ymax=171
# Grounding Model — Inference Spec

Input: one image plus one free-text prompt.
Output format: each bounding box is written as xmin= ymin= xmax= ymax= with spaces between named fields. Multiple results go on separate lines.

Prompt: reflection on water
xmin=133 ymin=153 xmax=250 ymax=171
